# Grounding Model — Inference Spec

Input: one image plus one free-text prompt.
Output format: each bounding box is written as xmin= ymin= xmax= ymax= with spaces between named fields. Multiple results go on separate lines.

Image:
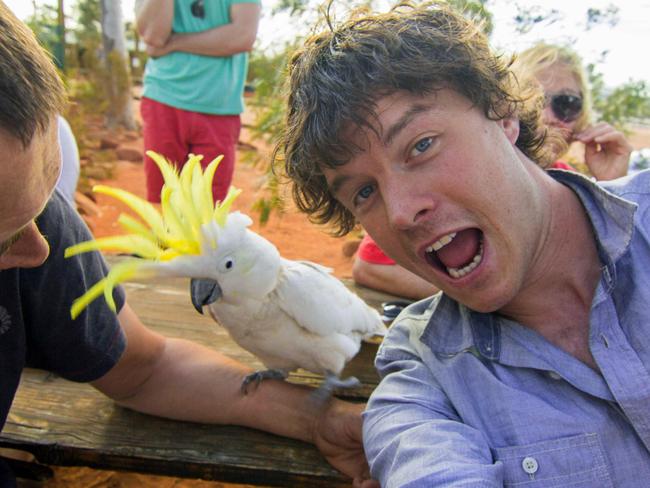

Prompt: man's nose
xmin=0 ymin=222 xmax=50 ymax=270
xmin=384 ymin=184 xmax=432 ymax=231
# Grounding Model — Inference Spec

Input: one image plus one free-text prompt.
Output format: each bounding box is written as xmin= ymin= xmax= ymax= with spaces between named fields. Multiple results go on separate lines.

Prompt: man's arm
xmin=352 ymin=257 xmax=439 ymax=301
xmin=91 ymin=303 xmax=376 ymax=485
xmin=135 ymin=0 xmax=175 ymax=47
xmin=146 ymin=3 xmax=261 ymax=58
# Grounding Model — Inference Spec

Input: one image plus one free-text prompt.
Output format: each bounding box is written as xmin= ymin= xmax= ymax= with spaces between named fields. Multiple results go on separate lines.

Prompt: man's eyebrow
xmin=328 ymin=102 xmax=435 ymax=198
xmin=0 ymin=227 xmax=27 ymax=256
xmin=383 ymin=103 xmax=433 ymax=147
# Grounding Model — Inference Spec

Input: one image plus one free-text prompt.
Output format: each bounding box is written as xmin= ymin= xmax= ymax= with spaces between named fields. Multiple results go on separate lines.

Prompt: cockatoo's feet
xmin=241 ymin=369 xmax=288 ymax=395
xmin=310 ymin=372 xmax=362 ymax=405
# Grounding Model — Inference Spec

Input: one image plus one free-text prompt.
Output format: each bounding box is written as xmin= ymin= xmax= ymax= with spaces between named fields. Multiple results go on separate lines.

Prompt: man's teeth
xmin=425 ymin=231 xmax=484 ymax=279
xmin=447 ymin=242 xmax=484 ymax=279
xmin=427 ymin=232 xmax=457 ymax=252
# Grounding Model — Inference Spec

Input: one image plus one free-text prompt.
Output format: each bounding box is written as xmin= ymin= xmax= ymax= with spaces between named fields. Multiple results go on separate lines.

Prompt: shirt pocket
xmin=491 ymin=433 xmax=614 ymax=487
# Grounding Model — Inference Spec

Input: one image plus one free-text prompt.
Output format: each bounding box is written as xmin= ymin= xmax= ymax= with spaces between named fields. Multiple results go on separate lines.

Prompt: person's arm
xmin=574 ymin=122 xmax=633 ymax=181
xmin=146 ymin=3 xmax=261 ymax=58
xmin=91 ymin=303 xmax=376 ymax=486
xmin=363 ymin=322 xmax=503 ymax=487
xmin=135 ymin=0 xmax=175 ymax=48
xmin=353 ymin=257 xmax=439 ymax=300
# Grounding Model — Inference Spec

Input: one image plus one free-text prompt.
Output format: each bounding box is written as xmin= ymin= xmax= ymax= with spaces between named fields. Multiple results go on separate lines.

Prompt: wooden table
xmin=0 ymin=256 xmax=401 ymax=486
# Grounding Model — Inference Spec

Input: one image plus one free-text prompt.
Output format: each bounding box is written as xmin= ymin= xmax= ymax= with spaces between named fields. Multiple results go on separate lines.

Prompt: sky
xmin=5 ymin=0 xmax=650 ymax=88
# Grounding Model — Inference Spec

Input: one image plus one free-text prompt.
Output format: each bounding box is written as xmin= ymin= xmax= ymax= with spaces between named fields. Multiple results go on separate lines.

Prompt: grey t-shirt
xmin=0 ymin=191 xmax=126 ymax=433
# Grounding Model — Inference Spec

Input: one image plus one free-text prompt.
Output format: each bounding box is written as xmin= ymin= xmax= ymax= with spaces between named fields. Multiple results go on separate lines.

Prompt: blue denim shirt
xmin=363 ymin=170 xmax=650 ymax=487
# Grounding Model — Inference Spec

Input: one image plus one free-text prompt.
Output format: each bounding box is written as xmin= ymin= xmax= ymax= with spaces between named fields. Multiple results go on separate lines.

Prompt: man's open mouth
xmin=425 ymin=228 xmax=484 ymax=279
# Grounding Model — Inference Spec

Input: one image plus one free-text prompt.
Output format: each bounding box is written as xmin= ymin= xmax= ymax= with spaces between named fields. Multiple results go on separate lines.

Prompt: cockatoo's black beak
xmin=190 ymin=278 xmax=222 ymax=314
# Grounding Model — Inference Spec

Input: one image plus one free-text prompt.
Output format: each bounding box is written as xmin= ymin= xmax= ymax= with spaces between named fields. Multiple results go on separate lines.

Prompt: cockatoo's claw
xmin=309 ymin=373 xmax=362 ymax=405
xmin=331 ymin=376 xmax=362 ymax=389
xmin=240 ymin=369 xmax=288 ymax=395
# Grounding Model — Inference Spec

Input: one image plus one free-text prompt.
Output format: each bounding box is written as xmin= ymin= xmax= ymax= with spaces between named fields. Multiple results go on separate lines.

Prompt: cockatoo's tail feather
xmin=65 ymin=151 xmax=240 ymax=319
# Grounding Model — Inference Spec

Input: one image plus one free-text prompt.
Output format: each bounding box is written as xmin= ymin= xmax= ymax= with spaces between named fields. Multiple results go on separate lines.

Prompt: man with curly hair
xmin=276 ymin=2 xmax=650 ymax=485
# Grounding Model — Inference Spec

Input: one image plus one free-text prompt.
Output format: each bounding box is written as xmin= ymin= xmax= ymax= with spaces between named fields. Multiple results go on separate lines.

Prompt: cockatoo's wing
xmin=274 ymin=259 xmax=385 ymax=338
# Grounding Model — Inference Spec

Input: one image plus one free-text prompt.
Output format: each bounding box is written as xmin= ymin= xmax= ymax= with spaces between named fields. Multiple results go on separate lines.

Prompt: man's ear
xmin=499 ymin=116 xmax=520 ymax=145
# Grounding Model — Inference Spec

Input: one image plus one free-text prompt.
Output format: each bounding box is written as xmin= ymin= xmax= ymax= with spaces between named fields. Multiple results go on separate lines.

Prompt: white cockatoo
xmin=66 ymin=151 xmax=386 ymax=395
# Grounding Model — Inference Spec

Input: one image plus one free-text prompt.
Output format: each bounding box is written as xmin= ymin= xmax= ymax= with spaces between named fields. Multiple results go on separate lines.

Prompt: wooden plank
xmin=1 ymin=369 xmax=350 ymax=487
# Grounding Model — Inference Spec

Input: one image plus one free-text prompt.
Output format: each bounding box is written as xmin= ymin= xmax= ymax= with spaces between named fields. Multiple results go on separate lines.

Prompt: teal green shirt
xmin=142 ymin=0 xmax=260 ymax=115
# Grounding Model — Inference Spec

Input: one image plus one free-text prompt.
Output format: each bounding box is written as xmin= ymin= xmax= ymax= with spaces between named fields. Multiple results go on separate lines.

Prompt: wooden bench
xmin=0 ymin=256 xmax=401 ymax=486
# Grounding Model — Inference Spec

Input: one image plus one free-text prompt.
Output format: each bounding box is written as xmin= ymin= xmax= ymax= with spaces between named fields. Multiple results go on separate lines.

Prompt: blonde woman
xmin=513 ymin=42 xmax=632 ymax=180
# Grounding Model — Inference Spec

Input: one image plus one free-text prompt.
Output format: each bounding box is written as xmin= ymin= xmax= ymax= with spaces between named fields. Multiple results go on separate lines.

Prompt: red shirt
xmin=357 ymin=234 xmax=396 ymax=265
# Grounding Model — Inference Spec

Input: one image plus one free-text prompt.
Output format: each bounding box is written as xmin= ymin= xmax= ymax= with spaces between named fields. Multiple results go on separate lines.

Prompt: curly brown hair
xmin=275 ymin=1 xmax=553 ymax=236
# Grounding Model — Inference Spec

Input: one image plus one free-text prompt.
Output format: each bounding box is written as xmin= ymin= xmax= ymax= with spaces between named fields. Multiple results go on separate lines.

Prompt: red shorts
xmin=141 ymin=97 xmax=241 ymax=203
xmin=357 ymin=234 xmax=396 ymax=265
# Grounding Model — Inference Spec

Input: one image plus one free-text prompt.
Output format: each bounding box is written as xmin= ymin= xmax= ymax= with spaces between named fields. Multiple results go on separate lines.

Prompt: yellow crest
xmin=64 ymin=151 xmax=241 ymax=319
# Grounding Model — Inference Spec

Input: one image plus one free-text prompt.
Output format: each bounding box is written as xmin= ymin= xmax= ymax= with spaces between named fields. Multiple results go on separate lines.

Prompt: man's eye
xmin=353 ymin=184 xmax=374 ymax=206
xmin=411 ymin=137 xmax=432 ymax=157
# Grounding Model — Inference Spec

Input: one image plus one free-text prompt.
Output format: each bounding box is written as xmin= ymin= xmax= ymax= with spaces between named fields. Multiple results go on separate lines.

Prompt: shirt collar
xmin=549 ymin=169 xmax=636 ymax=269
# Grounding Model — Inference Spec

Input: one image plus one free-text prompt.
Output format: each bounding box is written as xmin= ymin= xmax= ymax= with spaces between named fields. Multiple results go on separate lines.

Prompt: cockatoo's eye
xmin=218 ymin=256 xmax=235 ymax=273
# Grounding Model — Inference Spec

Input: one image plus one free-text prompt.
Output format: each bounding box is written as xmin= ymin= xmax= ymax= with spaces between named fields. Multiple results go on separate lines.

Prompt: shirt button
xmin=522 ymin=456 xmax=539 ymax=475
xmin=548 ymin=371 xmax=562 ymax=380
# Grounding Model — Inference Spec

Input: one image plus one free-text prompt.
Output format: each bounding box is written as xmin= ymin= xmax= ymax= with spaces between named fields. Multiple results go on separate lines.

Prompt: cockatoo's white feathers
xmin=195 ymin=219 xmax=387 ymax=378
xmin=276 ymin=259 xmax=384 ymax=339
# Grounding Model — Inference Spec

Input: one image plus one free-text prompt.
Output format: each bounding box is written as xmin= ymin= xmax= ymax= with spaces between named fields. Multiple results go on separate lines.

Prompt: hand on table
xmin=311 ymin=399 xmax=379 ymax=488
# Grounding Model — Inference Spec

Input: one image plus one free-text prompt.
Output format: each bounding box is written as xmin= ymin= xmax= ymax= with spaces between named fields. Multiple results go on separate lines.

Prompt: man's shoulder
xmin=600 ymin=169 xmax=650 ymax=201
xmin=378 ymin=293 xmax=476 ymax=360
xmin=37 ymin=190 xmax=92 ymax=249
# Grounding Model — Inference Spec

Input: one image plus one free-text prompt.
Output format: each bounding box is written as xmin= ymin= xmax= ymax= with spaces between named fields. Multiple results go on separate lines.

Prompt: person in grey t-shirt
xmin=0 ymin=5 xmax=376 ymax=487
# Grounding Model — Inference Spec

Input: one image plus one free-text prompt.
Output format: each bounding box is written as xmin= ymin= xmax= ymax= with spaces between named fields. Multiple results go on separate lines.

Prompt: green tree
xmin=588 ymin=65 xmax=650 ymax=129
xmin=26 ymin=3 xmax=62 ymax=67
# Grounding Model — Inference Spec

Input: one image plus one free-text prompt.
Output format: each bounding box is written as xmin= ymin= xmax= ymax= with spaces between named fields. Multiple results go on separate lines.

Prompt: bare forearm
xmin=113 ymin=337 xmax=319 ymax=442
xmin=93 ymin=305 xmax=370 ymax=481
xmin=166 ymin=12 xmax=259 ymax=57
xmin=136 ymin=0 xmax=174 ymax=46
xmin=353 ymin=259 xmax=439 ymax=300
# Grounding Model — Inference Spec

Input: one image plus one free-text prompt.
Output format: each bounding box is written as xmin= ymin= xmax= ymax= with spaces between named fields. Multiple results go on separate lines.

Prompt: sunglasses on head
xmin=191 ymin=0 xmax=205 ymax=18
xmin=546 ymin=93 xmax=583 ymax=123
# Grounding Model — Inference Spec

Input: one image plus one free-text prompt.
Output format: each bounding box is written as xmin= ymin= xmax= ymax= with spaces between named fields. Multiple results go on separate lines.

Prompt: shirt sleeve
xmin=363 ymin=318 xmax=504 ymax=487
xmin=21 ymin=191 xmax=126 ymax=382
